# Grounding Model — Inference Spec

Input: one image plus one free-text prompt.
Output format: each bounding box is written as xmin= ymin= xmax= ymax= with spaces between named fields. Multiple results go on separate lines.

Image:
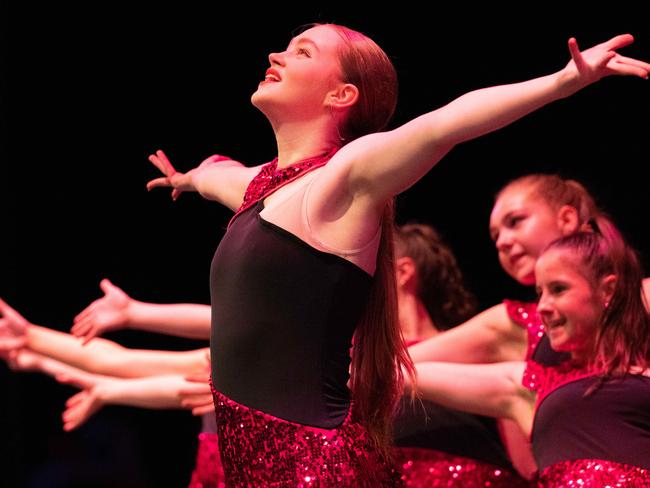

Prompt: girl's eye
xmin=550 ymin=284 xmax=567 ymax=294
xmin=508 ymin=216 xmax=523 ymax=227
xmin=297 ymin=48 xmax=311 ymax=57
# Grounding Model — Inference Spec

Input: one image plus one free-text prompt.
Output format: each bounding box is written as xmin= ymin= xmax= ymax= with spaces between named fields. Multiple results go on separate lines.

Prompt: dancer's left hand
xmin=561 ymin=34 xmax=650 ymax=94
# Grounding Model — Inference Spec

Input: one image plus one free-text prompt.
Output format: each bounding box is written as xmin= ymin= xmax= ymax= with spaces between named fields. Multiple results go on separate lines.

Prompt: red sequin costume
xmin=210 ymin=151 xmax=402 ymax=486
xmin=504 ymin=300 xmax=545 ymax=361
xmin=525 ymin=360 xmax=650 ymax=487
xmin=188 ymin=432 xmax=226 ymax=488
xmin=393 ymin=447 xmax=530 ymax=487
xmin=506 ymin=300 xmax=650 ymax=486
xmin=393 ymin=339 xmax=530 ymax=487
xmin=211 ymin=387 xmax=401 ymax=487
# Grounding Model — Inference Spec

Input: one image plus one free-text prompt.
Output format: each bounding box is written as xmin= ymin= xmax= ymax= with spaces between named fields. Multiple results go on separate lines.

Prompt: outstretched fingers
xmin=148 ymin=150 xmax=177 ymax=176
xmin=612 ymin=55 xmax=650 ymax=78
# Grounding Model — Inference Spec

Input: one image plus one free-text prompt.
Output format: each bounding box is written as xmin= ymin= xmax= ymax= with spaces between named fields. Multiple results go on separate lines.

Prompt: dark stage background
xmin=2 ymin=4 xmax=649 ymax=487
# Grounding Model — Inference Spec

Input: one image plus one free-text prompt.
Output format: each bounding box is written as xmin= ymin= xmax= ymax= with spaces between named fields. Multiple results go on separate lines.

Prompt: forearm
xmin=346 ymin=71 xmax=580 ymax=202
xmin=408 ymin=325 xmax=503 ymax=364
xmin=26 ymin=324 xmax=128 ymax=372
xmin=408 ymin=304 xmax=527 ymax=363
xmin=33 ymin=353 xmax=110 ymax=383
xmin=191 ymin=160 xmax=256 ymax=211
xmin=26 ymin=325 xmax=209 ymax=378
xmin=98 ymin=375 xmax=194 ymax=410
xmin=411 ymin=361 xmax=530 ymax=422
xmin=127 ymin=301 xmax=211 ymax=339
xmin=434 ymin=70 xmax=574 ymax=147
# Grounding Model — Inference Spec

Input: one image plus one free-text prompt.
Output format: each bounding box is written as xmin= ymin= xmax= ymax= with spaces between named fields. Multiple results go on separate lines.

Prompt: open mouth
xmin=261 ymin=69 xmax=281 ymax=84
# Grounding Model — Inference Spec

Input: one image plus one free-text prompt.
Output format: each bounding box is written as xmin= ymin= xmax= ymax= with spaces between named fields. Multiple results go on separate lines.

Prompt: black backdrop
xmin=2 ymin=4 xmax=649 ymax=487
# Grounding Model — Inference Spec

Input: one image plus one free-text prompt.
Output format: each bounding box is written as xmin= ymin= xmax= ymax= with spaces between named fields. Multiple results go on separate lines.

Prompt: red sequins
xmin=188 ymin=432 xmax=226 ymax=488
xmin=504 ymin=300 xmax=544 ymax=360
xmin=538 ymin=459 xmax=650 ymax=487
xmin=523 ymin=360 xmax=596 ymax=409
xmin=211 ymin=388 xmax=402 ymax=487
xmin=229 ymin=148 xmax=338 ymax=227
xmin=393 ymin=447 xmax=531 ymax=487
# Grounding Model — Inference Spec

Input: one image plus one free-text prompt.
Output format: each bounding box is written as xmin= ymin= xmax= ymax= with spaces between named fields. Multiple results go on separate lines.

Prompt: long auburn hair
xmin=545 ymin=217 xmax=650 ymax=377
xmin=394 ymin=223 xmax=477 ymax=329
xmin=301 ymin=23 xmax=413 ymax=452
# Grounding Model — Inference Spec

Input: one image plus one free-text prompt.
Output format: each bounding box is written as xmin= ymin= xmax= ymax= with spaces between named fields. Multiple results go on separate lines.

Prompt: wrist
xmin=122 ymin=297 xmax=139 ymax=328
xmin=554 ymin=67 xmax=584 ymax=100
xmin=94 ymin=383 xmax=113 ymax=405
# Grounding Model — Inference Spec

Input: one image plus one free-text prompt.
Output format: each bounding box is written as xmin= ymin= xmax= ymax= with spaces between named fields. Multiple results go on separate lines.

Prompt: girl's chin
xmin=518 ymin=273 xmax=536 ymax=286
xmin=506 ymin=268 xmax=535 ymax=286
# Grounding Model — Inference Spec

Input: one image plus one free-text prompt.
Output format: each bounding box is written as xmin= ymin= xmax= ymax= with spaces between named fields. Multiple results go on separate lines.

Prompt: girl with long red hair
xmin=141 ymin=24 xmax=648 ymax=485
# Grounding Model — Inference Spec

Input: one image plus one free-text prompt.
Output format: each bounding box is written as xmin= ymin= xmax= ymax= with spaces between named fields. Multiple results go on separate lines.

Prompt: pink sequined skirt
xmin=211 ymin=388 xmax=402 ymax=487
xmin=393 ymin=447 xmax=531 ymax=487
xmin=188 ymin=432 xmax=226 ymax=488
xmin=538 ymin=459 xmax=650 ymax=487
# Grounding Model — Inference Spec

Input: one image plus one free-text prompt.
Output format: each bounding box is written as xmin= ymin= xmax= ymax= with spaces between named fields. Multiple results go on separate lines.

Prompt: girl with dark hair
xmin=392 ymin=224 xmax=528 ymax=486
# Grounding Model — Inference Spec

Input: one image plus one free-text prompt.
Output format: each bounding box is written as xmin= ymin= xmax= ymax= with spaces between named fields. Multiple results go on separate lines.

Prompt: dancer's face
xmin=251 ymin=25 xmax=346 ymax=120
xmin=489 ymin=186 xmax=567 ymax=285
xmin=535 ymin=249 xmax=608 ymax=358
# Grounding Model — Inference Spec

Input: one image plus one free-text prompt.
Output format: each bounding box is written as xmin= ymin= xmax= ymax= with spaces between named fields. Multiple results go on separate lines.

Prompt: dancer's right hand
xmin=146 ymin=149 xmax=196 ymax=201
xmin=147 ymin=149 xmax=236 ymax=201
xmin=179 ymin=372 xmax=214 ymax=416
xmin=71 ymin=279 xmax=131 ymax=344
xmin=0 ymin=298 xmax=28 ymax=352
xmin=58 ymin=373 xmax=109 ymax=431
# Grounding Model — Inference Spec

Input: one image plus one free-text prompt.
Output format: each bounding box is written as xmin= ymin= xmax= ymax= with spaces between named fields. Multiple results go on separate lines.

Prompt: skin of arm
xmin=407 ymin=303 xmax=528 ymax=364
xmin=26 ymin=324 xmax=209 ymax=378
xmin=60 ymin=373 xmax=212 ymax=431
xmin=125 ymin=300 xmax=211 ymax=339
xmin=146 ymin=152 xmax=263 ymax=211
xmin=335 ymin=35 xmax=648 ymax=208
xmin=70 ymin=279 xmax=211 ymax=342
xmin=409 ymin=360 xmax=536 ymax=435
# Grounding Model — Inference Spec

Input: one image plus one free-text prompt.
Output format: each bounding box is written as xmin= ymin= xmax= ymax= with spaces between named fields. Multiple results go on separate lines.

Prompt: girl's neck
xmin=272 ymin=117 xmax=341 ymax=169
xmin=398 ymin=293 xmax=439 ymax=344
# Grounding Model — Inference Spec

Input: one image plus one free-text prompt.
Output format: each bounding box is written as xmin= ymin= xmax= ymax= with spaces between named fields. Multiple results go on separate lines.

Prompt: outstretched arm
xmin=1 ymin=348 xmax=109 ymax=386
xmin=28 ymin=323 xmax=210 ymax=378
xmin=338 ymin=34 xmax=649 ymax=204
xmin=146 ymin=151 xmax=262 ymax=211
xmin=408 ymin=303 xmax=528 ymax=364
xmin=58 ymin=373 xmax=212 ymax=431
xmin=70 ymin=279 xmax=211 ymax=343
xmin=409 ymin=360 xmax=535 ymax=435
xmin=1 ymin=297 xmax=209 ymax=377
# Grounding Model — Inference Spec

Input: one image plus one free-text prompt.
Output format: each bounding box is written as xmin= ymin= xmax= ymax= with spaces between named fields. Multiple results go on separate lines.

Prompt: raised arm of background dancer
xmin=70 ymin=279 xmax=211 ymax=343
xmin=58 ymin=373 xmax=211 ymax=431
xmin=146 ymin=150 xmax=263 ymax=211
xmin=407 ymin=303 xmax=527 ymax=363
xmin=409 ymin=361 xmax=535 ymax=435
xmin=338 ymin=34 xmax=649 ymax=204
